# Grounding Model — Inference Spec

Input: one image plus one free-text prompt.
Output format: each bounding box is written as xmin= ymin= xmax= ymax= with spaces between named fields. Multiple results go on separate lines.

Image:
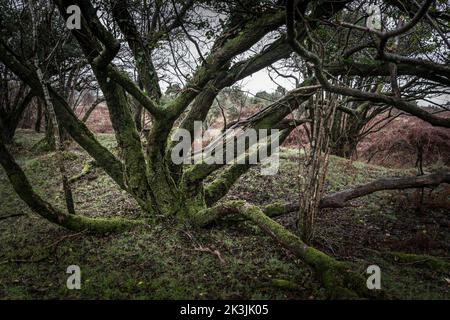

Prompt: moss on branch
xmin=0 ymin=140 xmax=143 ymax=234
xmin=382 ymin=251 xmax=450 ymax=272
xmin=191 ymin=200 xmax=373 ymax=298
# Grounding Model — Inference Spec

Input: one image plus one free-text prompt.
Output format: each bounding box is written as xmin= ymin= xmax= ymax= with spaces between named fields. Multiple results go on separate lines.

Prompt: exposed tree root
xmin=0 ymin=141 xmax=142 ymax=234
xmin=192 ymin=200 xmax=375 ymax=299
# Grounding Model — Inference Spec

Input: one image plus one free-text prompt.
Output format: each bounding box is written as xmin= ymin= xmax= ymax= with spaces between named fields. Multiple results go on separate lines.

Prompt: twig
xmin=182 ymin=230 xmax=226 ymax=264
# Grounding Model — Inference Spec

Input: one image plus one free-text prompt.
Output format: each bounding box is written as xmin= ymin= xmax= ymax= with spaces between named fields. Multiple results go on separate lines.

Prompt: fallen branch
xmin=182 ymin=230 xmax=226 ymax=264
xmin=319 ymin=170 xmax=450 ymax=208
xmin=194 ymin=246 xmax=226 ymax=265
xmin=261 ymin=170 xmax=450 ymax=216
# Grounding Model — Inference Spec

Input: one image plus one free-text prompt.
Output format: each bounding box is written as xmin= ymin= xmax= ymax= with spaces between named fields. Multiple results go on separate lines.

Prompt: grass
xmin=0 ymin=130 xmax=448 ymax=299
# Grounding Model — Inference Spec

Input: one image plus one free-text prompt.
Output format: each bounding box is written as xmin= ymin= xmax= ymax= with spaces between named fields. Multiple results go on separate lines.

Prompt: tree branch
xmin=0 ymin=139 xmax=142 ymax=233
xmin=286 ymin=0 xmax=450 ymax=128
xmin=191 ymin=200 xmax=372 ymax=298
xmin=261 ymin=169 xmax=450 ymax=217
xmin=0 ymin=40 xmax=126 ymax=189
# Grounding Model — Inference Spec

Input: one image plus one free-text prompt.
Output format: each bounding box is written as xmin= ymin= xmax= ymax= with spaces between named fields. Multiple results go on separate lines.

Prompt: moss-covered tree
xmin=1 ymin=0 xmax=449 ymax=297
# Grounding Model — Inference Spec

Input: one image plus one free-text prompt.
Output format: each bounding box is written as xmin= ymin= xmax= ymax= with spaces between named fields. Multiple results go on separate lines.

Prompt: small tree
xmin=297 ymin=91 xmax=337 ymax=243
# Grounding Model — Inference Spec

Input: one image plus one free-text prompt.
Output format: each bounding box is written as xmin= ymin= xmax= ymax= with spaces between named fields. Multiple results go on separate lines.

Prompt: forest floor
xmin=0 ymin=130 xmax=449 ymax=299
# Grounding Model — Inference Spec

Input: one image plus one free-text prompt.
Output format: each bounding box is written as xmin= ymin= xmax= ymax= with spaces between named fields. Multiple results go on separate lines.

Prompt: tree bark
xmin=35 ymin=99 xmax=42 ymax=133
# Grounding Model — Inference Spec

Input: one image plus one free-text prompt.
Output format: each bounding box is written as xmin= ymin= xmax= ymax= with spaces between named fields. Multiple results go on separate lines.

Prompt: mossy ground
xmin=0 ymin=130 xmax=448 ymax=299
